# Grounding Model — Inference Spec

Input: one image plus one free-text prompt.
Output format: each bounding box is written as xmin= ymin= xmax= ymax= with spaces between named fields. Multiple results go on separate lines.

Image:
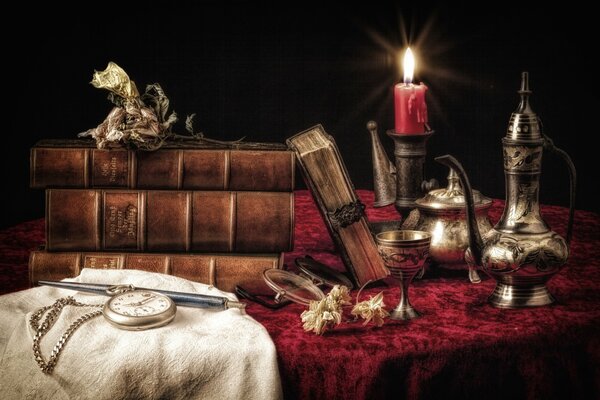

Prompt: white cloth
xmin=0 ymin=269 xmax=282 ymax=400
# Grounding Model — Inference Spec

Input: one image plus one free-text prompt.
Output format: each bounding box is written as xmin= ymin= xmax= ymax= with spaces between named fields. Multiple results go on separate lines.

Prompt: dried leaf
xmin=185 ymin=113 xmax=201 ymax=135
xmin=142 ymin=84 xmax=168 ymax=122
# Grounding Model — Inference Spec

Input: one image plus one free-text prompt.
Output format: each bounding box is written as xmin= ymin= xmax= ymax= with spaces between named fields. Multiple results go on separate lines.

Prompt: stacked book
xmin=29 ymin=139 xmax=295 ymax=294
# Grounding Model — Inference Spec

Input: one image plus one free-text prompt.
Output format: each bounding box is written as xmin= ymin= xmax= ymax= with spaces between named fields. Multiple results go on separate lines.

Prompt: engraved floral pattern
xmin=503 ymin=145 xmax=542 ymax=171
xmin=507 ymin=183 xmax=540 ymax=223
xmin=482 ymin=232 xmax=568 ymax=274
xmin=379 ymin=248 xmax=429 ymax=270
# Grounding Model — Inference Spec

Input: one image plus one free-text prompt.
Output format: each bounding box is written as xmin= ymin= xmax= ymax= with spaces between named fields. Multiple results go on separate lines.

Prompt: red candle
xmin=394 ymin=48 xmax=428 ymax=134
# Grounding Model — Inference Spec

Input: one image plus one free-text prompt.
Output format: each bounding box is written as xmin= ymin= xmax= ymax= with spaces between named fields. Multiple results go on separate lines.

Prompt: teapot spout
xmin=367 ymin=121 xmax=396 ymax=207
xmin=435 ymin=155 xmax=485 ymax=266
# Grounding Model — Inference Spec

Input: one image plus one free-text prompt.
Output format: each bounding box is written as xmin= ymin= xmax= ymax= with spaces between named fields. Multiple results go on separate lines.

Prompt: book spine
xmin=29 ymin=251 xmax=284 ymax=294
xmin=31 ymin=147 xmax=295 ymax=191
xmin=46 ymin=189 xmax=294 ymax=253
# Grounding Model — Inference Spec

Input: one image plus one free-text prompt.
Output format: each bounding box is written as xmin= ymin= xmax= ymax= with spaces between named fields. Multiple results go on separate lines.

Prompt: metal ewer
xmin=436 ymin=72 xmax=576 ymax=308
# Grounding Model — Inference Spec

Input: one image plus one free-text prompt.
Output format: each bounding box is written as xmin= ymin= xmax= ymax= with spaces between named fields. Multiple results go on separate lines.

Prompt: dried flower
xmin=301 ymin=298 xmax=341 ymax=335
xmin=300 ymin=285 xmax=350 ymax=335
xmin=351 ymin=292 xmax=389 ymax=327
xmin=79 ymin=62 xmax=248 ymax=151
xmin=327 ymin=285 xmax=352 ymax=307
xmin=90 ymin=61 xmax=139 ymax=99
xmin=79 ymin=64 xmax=176 ymax=151
xmin=300 ymin=284 xmax=389 ymax=335
xmin=79 ymin=63 xmax=177 ymax=150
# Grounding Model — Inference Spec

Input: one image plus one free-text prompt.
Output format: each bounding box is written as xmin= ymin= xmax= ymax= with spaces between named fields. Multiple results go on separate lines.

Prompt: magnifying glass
xmin=261 ymin=256 xmax=354 ymax=306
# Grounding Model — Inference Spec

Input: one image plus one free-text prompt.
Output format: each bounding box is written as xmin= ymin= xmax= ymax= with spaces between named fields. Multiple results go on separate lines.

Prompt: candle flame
xmin=403 ymin=48 xmax=415 ymax=84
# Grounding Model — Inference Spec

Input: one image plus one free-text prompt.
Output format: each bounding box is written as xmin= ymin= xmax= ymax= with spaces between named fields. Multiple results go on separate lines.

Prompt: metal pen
xmin=37 ymin=280 xmax=245 ymax=310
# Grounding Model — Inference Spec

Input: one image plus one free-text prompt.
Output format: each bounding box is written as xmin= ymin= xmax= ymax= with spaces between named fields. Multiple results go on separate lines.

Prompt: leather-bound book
xmin=46 ymin=189 xmax=294 ymax=253
xmin=30 ymin=139 xmax=294 ymax=191
xmin=29 ymin=250 xmax=283 ymax=294
xmin=287 ymin=125 xmax=389 ymax=287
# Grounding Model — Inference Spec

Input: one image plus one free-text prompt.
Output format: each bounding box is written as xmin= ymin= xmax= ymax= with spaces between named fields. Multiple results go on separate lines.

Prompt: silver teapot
xmin=401 ymin=168 xmax=493 ymax=283
xmin=436 ymin=72 xmax=576 ymax=308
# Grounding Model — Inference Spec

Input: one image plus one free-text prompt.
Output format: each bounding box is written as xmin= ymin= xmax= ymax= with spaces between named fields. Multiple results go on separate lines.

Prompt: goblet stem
xmin=390 ymin=269 xmax=421 ymax=320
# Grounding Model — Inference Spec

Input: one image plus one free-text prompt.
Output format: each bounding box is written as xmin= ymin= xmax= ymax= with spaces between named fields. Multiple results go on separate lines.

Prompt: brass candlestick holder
xmin=368 ymin=121 xmax=438 ymax=218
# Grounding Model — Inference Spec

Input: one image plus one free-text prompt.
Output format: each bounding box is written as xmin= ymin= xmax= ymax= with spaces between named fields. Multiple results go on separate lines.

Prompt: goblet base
xmin=488 ymin=283 xmax=555 ymax=308
xmin=389 ymin=304 xmax=421 ymax=320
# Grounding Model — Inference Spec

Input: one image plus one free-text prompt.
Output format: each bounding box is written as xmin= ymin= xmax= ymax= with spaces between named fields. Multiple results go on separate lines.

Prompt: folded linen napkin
xmin=0 ymin=268 xmax=282 ymax=400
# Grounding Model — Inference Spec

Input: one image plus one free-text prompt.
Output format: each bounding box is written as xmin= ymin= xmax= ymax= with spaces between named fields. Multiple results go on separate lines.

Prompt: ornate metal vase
xmin=436 ymin=72 xmax=576 ymax=308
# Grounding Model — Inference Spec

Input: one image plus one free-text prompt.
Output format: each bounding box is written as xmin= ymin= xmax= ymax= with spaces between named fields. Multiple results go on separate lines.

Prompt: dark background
xmin=2 ymin=2 xmax=594 ymax=229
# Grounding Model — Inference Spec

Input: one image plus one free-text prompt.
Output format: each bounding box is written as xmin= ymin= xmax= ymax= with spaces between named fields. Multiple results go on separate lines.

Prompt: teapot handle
xmin=543 ymin=133 xmax=576 ymax=245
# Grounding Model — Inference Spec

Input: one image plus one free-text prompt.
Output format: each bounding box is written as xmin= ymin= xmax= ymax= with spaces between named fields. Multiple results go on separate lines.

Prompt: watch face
xmin=103 ymin=290 xmax=176 ymax=331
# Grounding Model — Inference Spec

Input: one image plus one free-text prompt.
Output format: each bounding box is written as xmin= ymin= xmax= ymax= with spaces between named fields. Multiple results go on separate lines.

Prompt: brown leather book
xmin=46 ymin=189 xmax=294 ymax=253
xmin=30 ymin=139 xmax=294 ymax=191
xmin=29 ymin=250 xmax=283 ymax=294
xmin=287 ymin=125 xmax=389 ymax=287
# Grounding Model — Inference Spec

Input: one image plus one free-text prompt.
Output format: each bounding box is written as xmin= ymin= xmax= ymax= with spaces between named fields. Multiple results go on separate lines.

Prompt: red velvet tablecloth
xmin=1 ymin=190 xmax=599 ymax=399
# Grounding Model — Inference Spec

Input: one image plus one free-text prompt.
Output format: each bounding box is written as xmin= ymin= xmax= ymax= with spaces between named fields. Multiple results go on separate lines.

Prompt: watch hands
xmin=124 ymin=295 xmax=157 ymax=307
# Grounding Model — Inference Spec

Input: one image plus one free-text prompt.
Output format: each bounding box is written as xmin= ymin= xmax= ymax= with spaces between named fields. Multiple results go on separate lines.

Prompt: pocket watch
xmin=31 ymin=285 xmax=179 ymax=373
xmin=102 ymin=285 xmax=177 ymax=331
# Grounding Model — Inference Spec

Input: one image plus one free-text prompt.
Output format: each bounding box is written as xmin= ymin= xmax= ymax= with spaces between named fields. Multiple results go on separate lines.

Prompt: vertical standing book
xmin=287 ymin=125 xmax=389 ymax=286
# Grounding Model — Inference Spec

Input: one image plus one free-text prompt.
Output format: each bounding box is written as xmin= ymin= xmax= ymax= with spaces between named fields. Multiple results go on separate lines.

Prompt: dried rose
xmin=90 ymin=61 xmax=139 ymax=99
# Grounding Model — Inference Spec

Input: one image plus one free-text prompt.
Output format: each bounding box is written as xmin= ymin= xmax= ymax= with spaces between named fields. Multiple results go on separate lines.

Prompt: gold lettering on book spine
xmin=108 ymin=204 xmax=138 ymax=239
xmin=100 ymin=156 xmax=119 ymax=183
xmin=84 ymin=256 xmax=119 ymax=269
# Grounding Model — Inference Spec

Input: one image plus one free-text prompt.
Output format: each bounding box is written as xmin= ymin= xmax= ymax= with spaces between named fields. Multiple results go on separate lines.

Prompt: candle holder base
xmin=386 ymin=130 xmax=437 ymax=217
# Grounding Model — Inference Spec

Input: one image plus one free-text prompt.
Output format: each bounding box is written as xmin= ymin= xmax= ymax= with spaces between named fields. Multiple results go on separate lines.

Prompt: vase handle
xmin=543 ymin=133 xmax=577 ymax=246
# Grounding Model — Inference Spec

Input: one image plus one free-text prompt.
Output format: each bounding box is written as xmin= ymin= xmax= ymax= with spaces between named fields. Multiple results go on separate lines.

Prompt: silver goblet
xmin=375 ymin=230 xmax=431 ymax=320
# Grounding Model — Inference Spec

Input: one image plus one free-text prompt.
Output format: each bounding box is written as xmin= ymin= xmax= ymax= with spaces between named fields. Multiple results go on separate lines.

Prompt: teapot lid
xmin=415 ymin=168 xmax=492 ymax=210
